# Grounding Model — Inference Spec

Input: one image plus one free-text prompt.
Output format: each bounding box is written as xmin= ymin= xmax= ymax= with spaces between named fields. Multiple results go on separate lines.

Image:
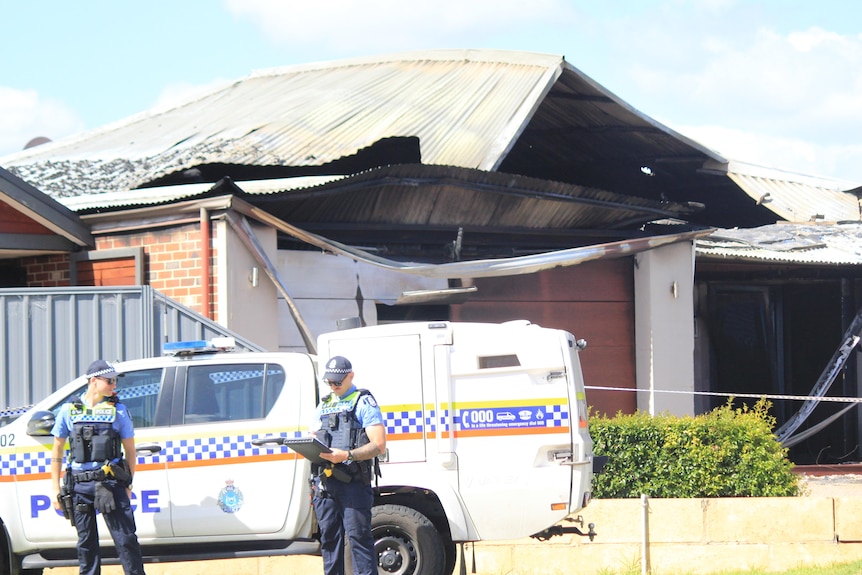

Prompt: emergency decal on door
xmin=217 ymin=479 xmax=244 ymax=513
xmin=458 ymin=404 xmax=566 ymax=431
xmin=380 ymin=400 xmax=570 ymax=438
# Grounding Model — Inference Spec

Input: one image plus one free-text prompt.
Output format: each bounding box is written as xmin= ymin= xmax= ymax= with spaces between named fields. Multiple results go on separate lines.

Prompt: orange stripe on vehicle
xmin=166 ymin=452 xmax=299 ymax=469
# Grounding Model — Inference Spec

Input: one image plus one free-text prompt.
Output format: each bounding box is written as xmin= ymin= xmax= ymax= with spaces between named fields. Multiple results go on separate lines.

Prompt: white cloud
xmin=0 ymin=87 xmax=84 ymax=157
xmin=611 ymin=15 xmax=862 ymax=183
xmin=673 ymin=123 xmax=862 ymax=183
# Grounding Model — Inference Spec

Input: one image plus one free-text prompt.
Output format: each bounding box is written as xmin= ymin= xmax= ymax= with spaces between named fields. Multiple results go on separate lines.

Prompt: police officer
xmin=311 ymin=356 xmax=387 ymax=575
xmin=50 ymin=359 xmax=146 ymax=575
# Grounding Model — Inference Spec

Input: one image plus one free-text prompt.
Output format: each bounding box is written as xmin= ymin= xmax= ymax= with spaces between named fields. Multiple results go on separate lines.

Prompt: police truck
xmin=0 ymin=320 xmax=599 ymax=575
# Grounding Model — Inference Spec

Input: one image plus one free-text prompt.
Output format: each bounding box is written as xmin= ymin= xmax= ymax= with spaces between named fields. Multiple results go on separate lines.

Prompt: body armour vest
xmin=316 ymin=389 xmax=376 ymax=483
xmin=69 ymin=396 xmax=122 ymax=464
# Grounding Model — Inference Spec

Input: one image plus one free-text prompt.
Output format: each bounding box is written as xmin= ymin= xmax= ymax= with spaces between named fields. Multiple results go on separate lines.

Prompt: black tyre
xmin=441 ymin=539 xmax=457 ymax=575
xmin=372 ymin=504 xmax=445 ymax=575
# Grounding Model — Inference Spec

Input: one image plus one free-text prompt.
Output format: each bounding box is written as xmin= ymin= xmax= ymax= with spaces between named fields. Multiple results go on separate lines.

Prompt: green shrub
xmin=589 ymin=398 xmax=800 ymax=498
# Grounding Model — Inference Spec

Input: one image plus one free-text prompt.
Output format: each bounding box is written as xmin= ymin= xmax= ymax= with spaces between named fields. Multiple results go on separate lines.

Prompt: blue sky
xmin=3 ymin=0 xmax=861 ymax=183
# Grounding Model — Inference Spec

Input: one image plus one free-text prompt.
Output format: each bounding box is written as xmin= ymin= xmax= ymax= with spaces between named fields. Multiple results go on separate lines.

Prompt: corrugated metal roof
xmin=241 ymin=164 xmax=698 ymax=231
xmin=228 ymin=206 xmax=714 ymax=279
xmin=62 ymin=165 xmax=698 ymax=257
xmin=59 ymin=176 xmax=343 ymax=211
xmin=2 ymin=50 xmax=566 ymax=198
xmin=703 ymin=159 xmax=861 ymax=223
xmin=696 ymin=222 xmax=862 ymax=265
xmin=4 ymin=48 xmax=858 ymax=231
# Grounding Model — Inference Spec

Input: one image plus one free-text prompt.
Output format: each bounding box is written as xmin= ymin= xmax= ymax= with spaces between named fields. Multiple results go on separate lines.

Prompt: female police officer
xmin=50 ymin=359 xmax=145 ymax=575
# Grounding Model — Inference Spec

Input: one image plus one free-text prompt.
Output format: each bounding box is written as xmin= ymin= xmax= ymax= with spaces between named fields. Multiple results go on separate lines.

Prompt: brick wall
xmin=20 ymin=222 xmax=218 ymax=321
xmin=19 ymin=254 xmax=71 ymax=287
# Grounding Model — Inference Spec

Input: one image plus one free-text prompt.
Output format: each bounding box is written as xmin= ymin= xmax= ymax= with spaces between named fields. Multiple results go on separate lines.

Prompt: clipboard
xmin=283 ymin=436 xmax=332 ymax=464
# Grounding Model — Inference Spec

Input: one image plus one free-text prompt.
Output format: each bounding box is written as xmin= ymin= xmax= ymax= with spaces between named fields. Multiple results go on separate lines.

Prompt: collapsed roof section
xmin=697 ymin=221 xmax=862 ymax=266
xmin=65 ymin=163 xmax=706 ymax=261
xmin=4 ymin=49 xmax=856 ymax=230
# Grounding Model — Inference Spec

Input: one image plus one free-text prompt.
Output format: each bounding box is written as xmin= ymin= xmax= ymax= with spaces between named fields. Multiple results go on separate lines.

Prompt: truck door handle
xmin=136 ymin=443 xmax=163 ymax=455
xmin=251 ymin=436 xmax=288 ymax=446
xmin=551 ymin=449 xmax=573 ymax=464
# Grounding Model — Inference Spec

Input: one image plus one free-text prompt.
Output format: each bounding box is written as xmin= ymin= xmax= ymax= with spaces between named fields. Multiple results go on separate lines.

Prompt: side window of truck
xmin=184 ymin=363 xmax=285 ymax=423
xmin=48 ymin=368 xmax=164 ymax=429
xmin=117 ymin=368 xmax=164 ymax=428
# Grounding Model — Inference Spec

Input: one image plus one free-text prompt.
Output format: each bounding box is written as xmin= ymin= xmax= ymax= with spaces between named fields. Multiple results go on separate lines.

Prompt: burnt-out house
xmin=2 ymin=49 xmax=860 ymax=464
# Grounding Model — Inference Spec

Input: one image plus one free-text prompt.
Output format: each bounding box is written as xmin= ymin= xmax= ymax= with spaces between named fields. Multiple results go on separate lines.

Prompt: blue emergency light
xmin=163 ymin=337 xmax=236 ymax=356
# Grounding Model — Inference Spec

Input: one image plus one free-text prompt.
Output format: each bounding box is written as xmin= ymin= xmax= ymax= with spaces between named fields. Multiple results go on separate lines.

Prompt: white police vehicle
xmin=0 ymin=321 xmax=600 ymax=575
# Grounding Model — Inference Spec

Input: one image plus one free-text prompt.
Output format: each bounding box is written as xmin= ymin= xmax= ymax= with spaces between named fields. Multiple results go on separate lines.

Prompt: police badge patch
xmin=217 ymin=479 xmax=244 ymax=513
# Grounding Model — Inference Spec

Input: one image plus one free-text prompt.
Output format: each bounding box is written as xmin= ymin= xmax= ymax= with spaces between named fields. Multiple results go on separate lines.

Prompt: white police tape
xmin=584 ymin=386 xmax=862 ymax=403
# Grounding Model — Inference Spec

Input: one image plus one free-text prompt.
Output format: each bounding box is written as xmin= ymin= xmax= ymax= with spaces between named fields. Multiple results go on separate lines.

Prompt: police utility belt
xmin=313 ymin=460 xmax=368 ymax=484
xmin=72 ymin=468 xmax=109 ymax=483
xmin=70 ymin=459 xmax=132 ymax=486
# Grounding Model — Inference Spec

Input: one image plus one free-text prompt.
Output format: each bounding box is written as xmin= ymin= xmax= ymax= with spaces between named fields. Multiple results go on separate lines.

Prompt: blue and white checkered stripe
xmin=384 ymin=404 xmax=569 ymax=435
xmin=0 ymin=432 xmax=306 ymax=478
xmin=0 ymin=450 xmax=54 ymax=477
xmin=1 ymin=405 xmax=570 ymax=478
xmin=142 ymin=432 xmax=306 ymax=464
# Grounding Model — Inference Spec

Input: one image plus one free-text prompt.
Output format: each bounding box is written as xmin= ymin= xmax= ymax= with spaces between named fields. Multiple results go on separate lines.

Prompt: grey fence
xmin=0 ymin=286 xmax=264 ymax=411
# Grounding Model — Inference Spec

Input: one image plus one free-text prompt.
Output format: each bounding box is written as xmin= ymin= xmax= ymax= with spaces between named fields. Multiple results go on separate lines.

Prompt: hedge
xmin=589 ymin=399 xmax=800 ymax=498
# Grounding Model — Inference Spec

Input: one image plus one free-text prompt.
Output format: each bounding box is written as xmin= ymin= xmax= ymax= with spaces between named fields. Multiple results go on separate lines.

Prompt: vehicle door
xmin=15 ymin=366 xmax=172 ymax=544
xmin=325 ymin=333 xmax=427 ymax=465
xmin=447 ymin=325 xmax=575 ymax=540
xmin=165 ymin=358 xmax=307 ymax=537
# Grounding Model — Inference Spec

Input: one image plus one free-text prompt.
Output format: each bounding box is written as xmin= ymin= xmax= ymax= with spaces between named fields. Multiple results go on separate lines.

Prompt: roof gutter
xmin=229 ymin=196 xmax=714 ymax=279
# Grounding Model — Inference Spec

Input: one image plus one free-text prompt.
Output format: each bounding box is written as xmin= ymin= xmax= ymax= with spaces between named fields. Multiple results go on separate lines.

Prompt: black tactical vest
xmin=68 ymin=396 xmax=122 ymax=464
xmin=316 ymin=389 xmax=378 ymax=483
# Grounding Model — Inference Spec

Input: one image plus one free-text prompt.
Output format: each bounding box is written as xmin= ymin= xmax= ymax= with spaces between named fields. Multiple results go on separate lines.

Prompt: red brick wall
xmin=19 ymin=254 xmax=71 ymax=287
xmin=96 ymin=223 xmax=218 ymax=319
xmin=20 ymin=222 xmax=218 ymax=321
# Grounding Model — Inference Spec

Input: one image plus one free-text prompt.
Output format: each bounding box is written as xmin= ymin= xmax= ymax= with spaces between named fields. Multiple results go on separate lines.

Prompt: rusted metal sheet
xmin=2 ymin=50 xmax=565 ymax=197
xmin=235 ymin=197 xmax=713 ymax=278
xmin=706 ymin=159 xmax=861 ymax=223
xmin=696 ymin=222 xmax=862 ymax=265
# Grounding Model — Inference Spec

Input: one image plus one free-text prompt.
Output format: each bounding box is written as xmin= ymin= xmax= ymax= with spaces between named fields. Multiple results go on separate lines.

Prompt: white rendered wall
xmin=217 ymin=219 xmax=280 ymax=351
xmin=274 ymin=250 xmax=448 ymax=352
xmin=634 ymin=241 xmax=696 ymax=416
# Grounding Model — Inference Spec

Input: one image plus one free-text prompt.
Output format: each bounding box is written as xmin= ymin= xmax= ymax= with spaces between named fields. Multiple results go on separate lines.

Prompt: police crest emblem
xmin=217 ymin=479 xmax=244 ymax=513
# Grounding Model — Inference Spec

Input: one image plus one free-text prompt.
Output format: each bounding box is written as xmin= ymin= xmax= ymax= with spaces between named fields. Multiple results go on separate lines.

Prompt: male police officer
xmin=50 ymin=359 xmax=145 ymax=575
xmin=312 ymin=356 xmax=387 ymax=575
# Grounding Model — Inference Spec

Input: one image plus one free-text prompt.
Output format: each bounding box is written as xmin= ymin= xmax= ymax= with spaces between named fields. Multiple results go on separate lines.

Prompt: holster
xmin=58 ymin=474 xmax=75 ymax=527
xmin=107 ymin=459 xmax=133 ymax=487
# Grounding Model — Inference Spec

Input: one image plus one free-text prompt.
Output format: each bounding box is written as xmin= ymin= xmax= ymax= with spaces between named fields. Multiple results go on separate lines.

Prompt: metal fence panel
xmin=0 ymin=286 xmax=263 ymax=411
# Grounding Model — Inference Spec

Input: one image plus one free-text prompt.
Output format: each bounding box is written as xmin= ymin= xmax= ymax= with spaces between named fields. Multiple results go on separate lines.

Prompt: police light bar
xmin=163 ymin=337 xmax=237 ymax=356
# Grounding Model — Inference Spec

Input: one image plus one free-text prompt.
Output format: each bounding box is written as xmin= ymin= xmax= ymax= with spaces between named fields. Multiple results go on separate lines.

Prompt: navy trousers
xmin=312 ymin=477 xmax=376 ymax=575
xmin=72 ymin=480 xmax=145 ymax=575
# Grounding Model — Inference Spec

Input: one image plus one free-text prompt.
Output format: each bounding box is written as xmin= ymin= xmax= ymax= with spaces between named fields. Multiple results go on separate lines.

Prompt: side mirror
xmin=27 ymin=410 xmax=56 ymax=436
